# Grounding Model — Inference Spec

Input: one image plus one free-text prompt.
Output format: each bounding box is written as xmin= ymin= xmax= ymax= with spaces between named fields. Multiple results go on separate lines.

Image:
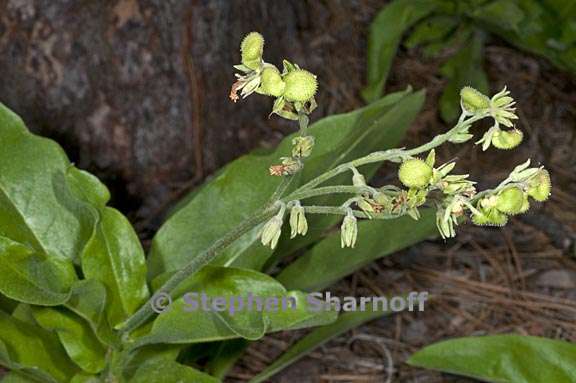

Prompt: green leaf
xmin=130 ymin=266 xmax=337 ymax=348
xmin=439 ymin=28 xmax=489 ymax=122
xmin=0 ymin=310 xmax=78 ymax=382
xmin=249 ymin=308 xmax=395 ymax=383
xmin=65 ymin=279 xmax=116 ymax=347
xmin=206 ymin=339 xmax=250 ymax=380
xmin=148 ymin=88 xmax=424 ymax=277
xmin=408 ymin=335 xmax=576 ymax=383
xmin=120 ymin=344 xmax=182 ymax=381
xmin=130 ymin=360 xmax=219 ymax=383
xmin=277 ymin=209 xmax=437 ymax=291
xmin=0 ymin=235 xmax=75 ymax=305
xmin=362 ymin=0 xmax=437 ymax=102
xmin=32 ymin=307 xmax=106 ymax=374
xmin=405 ymin=15 xmax=459 ymax=49
xmin=0 ymin=103 xmax=96 ymax=263
xmin=81 ymin=207 xmax=149 ymax=326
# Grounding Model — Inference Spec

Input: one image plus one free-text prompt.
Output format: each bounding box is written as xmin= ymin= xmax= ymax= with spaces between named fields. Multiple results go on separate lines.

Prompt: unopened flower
xmin=527 ymin=169 xmax=551 ymax=202
xmin=491 ymin=128 xmax=523 ymax=150
xmin=241 ymin=32 xmax=264 ymax=70
xmin=292 ymin=136 xmax=315 ymax=158
xmin=261 ymin=209 xmax=284 ymax=249
xmin=259 ymin=66 xmax=285 ymax=97
xmin=283 ymin=69 xmax=318 ymax=102
xmin=460 ymin=86 xmax=490 ymax=114
xmin=398 ymin=158 xmax=433 ymax=188
xmin=289 ymin=202 xmax=308 ymax=238
xmin=340 ymin=210 xmax=358 ymax=248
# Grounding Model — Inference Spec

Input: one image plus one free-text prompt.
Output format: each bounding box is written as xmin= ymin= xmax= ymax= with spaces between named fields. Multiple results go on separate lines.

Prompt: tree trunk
xmin=0 ymin=0 xmax=368 ymax=229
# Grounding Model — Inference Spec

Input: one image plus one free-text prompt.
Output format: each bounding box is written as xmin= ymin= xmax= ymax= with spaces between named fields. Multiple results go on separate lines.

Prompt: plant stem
xmin=285 ymin=185 xmax=371 ymax=201
xmin=289 ymin=113 xmax=487 ymax=195
xmin=302 ymin=205 xmax=398 ymax=220
xmin=118 ymin=206 xmax=277 ymax=334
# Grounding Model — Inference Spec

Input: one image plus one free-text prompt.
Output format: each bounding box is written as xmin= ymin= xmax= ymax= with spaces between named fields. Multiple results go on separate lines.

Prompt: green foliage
xmin=362 ymin=0 xmax=437 ymax=102
xmin=366 ymin=0 xmax=576 ymax=121
xmin=0 ymin=89 xmax=429 ymax=381
xmin=408 ymin=335 xmax=576 ymax=382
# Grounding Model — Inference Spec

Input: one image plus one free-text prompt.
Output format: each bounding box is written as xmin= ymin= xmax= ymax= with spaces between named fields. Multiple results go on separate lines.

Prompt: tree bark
xmin=0 ymin=0 xmax=368 ymax=227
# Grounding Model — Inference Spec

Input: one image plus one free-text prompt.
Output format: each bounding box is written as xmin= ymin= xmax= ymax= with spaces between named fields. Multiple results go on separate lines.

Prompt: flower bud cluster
xmin=461 ymin=86 xmax=522 ymax=151
xmin=231 ymin=32 xmax=318 ymax=119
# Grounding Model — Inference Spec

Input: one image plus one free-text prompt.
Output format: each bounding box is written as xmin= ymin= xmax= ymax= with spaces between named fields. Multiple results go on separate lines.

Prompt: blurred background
xmin=1 ymin=1 xmax=575 ymax=382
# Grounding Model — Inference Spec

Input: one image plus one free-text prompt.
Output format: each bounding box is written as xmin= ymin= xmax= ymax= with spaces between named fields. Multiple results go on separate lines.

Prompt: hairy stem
xmin=285 ymin=185 xmax=372 ymax=201
xmin=303 ymin=205 xmax=399 ymax=220
xmin=289 ymin=113 xmax=487 ymax=195
xmin=119 ymin=206 xmax=277 ymax=334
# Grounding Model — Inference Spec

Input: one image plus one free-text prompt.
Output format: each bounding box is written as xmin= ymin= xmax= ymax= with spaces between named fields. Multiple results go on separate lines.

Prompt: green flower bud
xmin=460 ymin=86 xmax=490 ymax=114
xmin=491 ymin=129 xmax=523 ymax=150
xmin=241 ymin=32 xmax=264 ymax=70
xmin=259 ymin=67 xmax=285 ymax=97
xmin=292 ymin=136 xmax=315 ymax=158
xmin=283 ymin=69 xmax=318 ymax=102
xmin=340 ymin=211 xmax=358 ymax=248
xmin=527 ymin=169 xmax=551 ymax=202
xmin=495 ymin=186 xmax=525 ymax=215
xmin=289 ymin=202 xmax=308 ymax=238
xmin=471 ymin=207 xmax=508 ymax=227
xmin=398 ymin=159 xmax=433 ymax=188
xmin=260 ymin=214 xmax=283 ymax=249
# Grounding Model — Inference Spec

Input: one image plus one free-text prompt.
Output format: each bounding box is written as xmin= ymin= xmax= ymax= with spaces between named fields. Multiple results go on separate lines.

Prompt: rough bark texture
xmin=0 ymin=0 xmax=367 ymax=225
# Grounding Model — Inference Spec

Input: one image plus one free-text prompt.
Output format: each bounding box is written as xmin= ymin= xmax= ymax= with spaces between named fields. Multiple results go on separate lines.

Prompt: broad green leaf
xmin=32 ymin=307 xmax=106 ymax=374
xmin=1 ymin=372 xmax=46 ymax=383
xmin=120 ymin=344 xmax=182 ymax=381
xmin=0 ymin=310 xmax=78 ymax=382
xmin=65 ymin=279 xmax=116 ymax=347
xmin=130 ymin=360 xmax=219 ymax=383
xmin=69 ymin=374 xmax=100 ymax=383
xmin=439 ymin=29 xmax=489 ymax=122
xmin=408 ymin=335 xmax=576 ymax=383
xmin=362 ymin=0 xmax=437 ymax=102
xmin=469 ymin=0 xmax=576 ymax=76
xmin=249 ymin=308 xmax=395 ymax=383
xmin=206 ymin=339 xmax=250 ymax=380
xmin=405 ymin=15 xmax=458 ymax=49
xmin=0 ymin=103 xmax=96 ymax=263
xmin=129 ymin=266 xmax=337 ymax=349
xmin=0 ymin=235 xmax=74 ymax=305
xmin=81 ymin=207 xmax=149 ymax=326
xmin=148 ymin=88 xmax=423 ymax=277
xmin=278 ymin=210 xmax=437 ymax=291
